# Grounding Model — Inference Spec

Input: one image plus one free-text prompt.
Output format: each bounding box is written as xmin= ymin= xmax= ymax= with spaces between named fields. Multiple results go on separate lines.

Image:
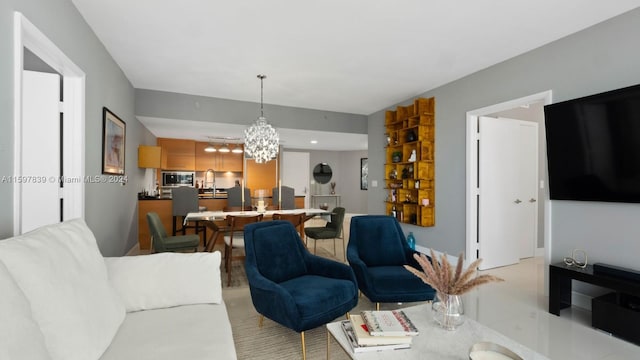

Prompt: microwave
xmin=162 ymin=171 xmax=195 ymax=187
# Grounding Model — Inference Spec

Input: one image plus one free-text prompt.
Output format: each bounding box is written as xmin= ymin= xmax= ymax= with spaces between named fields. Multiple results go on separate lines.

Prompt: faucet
xmin=204 ymin=169 xmax=216 ymax=193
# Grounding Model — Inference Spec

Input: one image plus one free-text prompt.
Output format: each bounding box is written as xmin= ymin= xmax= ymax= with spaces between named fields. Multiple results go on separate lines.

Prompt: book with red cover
xmin=360 ymin=310 xmax=419 ymax=337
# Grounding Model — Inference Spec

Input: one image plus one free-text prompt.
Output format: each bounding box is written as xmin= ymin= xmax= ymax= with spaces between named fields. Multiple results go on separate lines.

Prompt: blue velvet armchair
xmin=244 ymin=220 xmax=358 ymax=360
xmin=347 ymin=215 xmax=436 ymax=310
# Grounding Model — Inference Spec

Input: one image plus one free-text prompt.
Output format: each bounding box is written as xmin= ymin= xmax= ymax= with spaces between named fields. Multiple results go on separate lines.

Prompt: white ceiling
xmin=72 ymin=0 xmax=640 ymax=150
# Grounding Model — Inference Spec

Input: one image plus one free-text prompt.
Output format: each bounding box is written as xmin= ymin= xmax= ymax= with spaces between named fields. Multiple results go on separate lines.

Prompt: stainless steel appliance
xmin=161 ymin=171 xmax=195 ymax=187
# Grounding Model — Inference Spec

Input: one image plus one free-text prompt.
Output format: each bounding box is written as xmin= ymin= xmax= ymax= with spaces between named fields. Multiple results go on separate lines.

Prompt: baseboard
xmin=415 ymin=245 xmax=461 ymax=266
xmin=125 ymin=244 xmax=140 ymax=256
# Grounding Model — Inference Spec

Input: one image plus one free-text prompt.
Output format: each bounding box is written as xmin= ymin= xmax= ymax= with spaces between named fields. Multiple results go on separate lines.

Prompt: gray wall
xmin=368 ymin=8 xmax=640 ymax=268
xmin=0 ymin=0 xmax=155 ymax=255
xmin=307 ymin=150 xmax=368 ymax=214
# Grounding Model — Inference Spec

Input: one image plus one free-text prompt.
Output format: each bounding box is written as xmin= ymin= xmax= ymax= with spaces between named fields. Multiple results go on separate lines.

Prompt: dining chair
xmin=146 ymin=212 xmax=200 ymax=253
xmin=223 ymin=213 xmax=263 ymax=286
xmin=272 ymin=185 xmax=296 ymax=210
xmin=227 ymin=187 xmax=252 ymax=208
xmin=304 ymin=207 xmax=346 ymax=260
xmin=272 ymin=212 xmax=306 ymax=240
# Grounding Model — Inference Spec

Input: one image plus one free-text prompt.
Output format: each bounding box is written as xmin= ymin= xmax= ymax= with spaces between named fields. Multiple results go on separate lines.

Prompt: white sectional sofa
xmin=0 ymin=218 xmax=237 ymax=360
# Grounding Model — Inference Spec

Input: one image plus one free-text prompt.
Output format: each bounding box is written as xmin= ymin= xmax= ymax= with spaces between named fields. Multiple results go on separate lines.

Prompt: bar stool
xmin=172 ymin=187 xmax=207 ymax=247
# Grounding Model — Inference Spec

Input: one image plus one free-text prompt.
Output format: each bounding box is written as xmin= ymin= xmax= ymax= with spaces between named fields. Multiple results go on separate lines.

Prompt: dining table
xmin=184 ymin=208 xmax=332 ymax=252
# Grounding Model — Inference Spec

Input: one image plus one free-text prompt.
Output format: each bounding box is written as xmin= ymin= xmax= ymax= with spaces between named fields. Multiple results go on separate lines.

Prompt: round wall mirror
xmin=313 ymin=163 xmax=333 ymax=184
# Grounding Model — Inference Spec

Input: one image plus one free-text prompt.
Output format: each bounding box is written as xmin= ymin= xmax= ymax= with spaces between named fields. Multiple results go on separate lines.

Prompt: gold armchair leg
xmin=326 ymin=328 xmax=330 ymax=360
xmin=376 ymin=302 xmax=380 ymax=311
xmin=301 ymin=331 xmax=306 ymax=360
xmin=345 ymin=312 xmax=350 ymax=319
xmin=258 ymin=314 xmax=264 ymax=328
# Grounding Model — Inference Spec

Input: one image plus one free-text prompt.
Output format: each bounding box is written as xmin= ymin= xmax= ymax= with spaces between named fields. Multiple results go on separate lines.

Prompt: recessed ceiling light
xmin=310 ymin=140 xmax=318 ymax=144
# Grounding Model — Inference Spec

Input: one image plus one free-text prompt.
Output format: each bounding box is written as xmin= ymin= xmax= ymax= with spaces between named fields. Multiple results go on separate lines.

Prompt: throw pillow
xmin=0 ymin=219 xmax=125 ymax=360
xmin=105 ymin=251 xmax=222 ymax=312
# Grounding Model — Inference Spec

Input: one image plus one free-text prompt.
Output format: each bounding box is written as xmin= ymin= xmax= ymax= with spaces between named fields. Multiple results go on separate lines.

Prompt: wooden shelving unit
xmin=384 ymin=97 xmax=435 ymax=226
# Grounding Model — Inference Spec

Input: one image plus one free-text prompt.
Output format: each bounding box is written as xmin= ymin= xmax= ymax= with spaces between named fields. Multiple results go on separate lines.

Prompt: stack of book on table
xmin=341 ymin=310 xmax=418 ymax=354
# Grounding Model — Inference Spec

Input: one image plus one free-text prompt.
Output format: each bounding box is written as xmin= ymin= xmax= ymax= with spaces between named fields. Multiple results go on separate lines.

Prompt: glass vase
xmin=432 ymin=292 xmax=464 ymax=330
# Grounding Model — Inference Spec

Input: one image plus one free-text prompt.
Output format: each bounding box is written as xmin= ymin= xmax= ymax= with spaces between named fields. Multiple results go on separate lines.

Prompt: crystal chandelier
xmin=244 ymin=74 xmax=279 ymax=163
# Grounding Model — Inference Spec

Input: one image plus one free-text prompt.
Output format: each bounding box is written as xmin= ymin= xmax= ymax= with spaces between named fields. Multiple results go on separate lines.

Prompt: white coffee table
xmin=326 ymin=303 xmax=550 ymax=359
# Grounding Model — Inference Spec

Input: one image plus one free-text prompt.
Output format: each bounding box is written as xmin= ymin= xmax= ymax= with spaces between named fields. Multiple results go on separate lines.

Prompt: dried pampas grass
xmin=404 ymin=249 xmax=503 ymax=295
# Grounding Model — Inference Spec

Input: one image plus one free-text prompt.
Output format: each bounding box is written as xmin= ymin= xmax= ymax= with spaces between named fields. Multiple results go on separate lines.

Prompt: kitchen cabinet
xmin=158 ymin=138 xmax=195 ymax=170
xmin=384 ymin=97 xmax=435 ymax=227
xmin=138 ymin=145 xmax=161 ymax=168
xmin=195 ymin=141 xmax=243 ymax=172
xmin=245 ymin=157 xmax=278 ymax=196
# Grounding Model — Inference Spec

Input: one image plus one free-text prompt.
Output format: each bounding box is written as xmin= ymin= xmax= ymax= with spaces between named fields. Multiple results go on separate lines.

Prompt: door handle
xmin=514 ymin=199 xmax=522 ymax=204
xmin=529 ymin=198 xmax=537 ymax=203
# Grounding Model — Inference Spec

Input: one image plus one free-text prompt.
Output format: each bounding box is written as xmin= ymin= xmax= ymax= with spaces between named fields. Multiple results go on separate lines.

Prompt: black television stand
xmin=549 ymin=262 xmax=640 ymax=345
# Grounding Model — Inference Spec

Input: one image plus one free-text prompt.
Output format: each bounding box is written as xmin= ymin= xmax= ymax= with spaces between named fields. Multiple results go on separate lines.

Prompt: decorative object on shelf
xmin=415 ymin=180 xmax=420 ymax=189
xmin=392 ymin=151 xmax=402 ymax=163
xmin=244 ymin=74 xmax=279 ymax=164
xmin=389 ymin=168 xmax=398 ymax=180
xmin=360 ymin=158 xmax=368 ymax=190
xmin=102 ymin=107 xmax=126 ymax=175
xmin=385 ymin=133 xmax=391 ymax=146
xmin=408 ymin=149 xmax=417 ymax=162
xmin=404 ymin=249 xmax=503 ymax=330
xmin=330 ymin=181 xmax=336 ymax=195
xmin=406 ymin=129 xmax=417 ymax=142
xmin=319 ymin=203 xmax=329 ymax=210
xmin=563 ymin=249 xmax=588 ymax=268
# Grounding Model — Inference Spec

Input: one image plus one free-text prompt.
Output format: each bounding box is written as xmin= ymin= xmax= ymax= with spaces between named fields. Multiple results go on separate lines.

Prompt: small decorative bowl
xmin=319 ymin=203 xmax=329 ymax=210
xmin=469 ymin=342 xmax=522 ymax=360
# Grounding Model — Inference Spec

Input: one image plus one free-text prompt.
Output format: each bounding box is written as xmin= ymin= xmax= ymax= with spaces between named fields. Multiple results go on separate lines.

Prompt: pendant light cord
xmin=258 ymin=74 xmax=266 ymax=118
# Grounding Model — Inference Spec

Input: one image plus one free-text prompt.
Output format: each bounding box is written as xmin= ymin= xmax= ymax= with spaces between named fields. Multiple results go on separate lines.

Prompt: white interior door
xmin=478 ymin=116 xmax=520 ymax=269
xmin=516 ymin=121 xmax=538 ymax=259
xmin=478 ymin=116 xmax=538 ymax=269
xmin=20 ymin=70 xmax=61 ymax=233
xmin=282 ymin=151 xmax=310 ymax=208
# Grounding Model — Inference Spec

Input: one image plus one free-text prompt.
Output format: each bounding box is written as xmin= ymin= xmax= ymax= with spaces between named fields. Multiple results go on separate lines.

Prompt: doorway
xmin=13 ymin=12 xmax=85 ymax=234
xmin=465 ymin=91 xmax=552 ymax=269
xmin=282 ymin=151 xmax=310 ymax=208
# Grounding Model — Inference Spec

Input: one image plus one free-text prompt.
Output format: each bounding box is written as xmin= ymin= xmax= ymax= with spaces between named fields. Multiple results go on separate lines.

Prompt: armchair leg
xmin=301 ymin=331 xmax=306 ymax=360
xmin=376 ymin=302 xmax=380 ymax=311
xmin=258 ymin=314 xmax=264 ymax=328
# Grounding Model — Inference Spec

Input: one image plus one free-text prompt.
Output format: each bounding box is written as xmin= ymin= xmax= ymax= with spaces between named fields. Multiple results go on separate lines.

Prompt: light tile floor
xmin=466 ymin=257 xmax=640 ymax=359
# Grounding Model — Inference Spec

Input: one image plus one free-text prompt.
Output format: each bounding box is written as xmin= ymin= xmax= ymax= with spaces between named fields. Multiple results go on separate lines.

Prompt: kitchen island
xmin=138 ymin=196 xmax=305 ymax=251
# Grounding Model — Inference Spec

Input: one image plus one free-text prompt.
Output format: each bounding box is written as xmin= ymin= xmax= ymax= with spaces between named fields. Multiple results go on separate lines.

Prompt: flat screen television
xmin=544 ymin=83 xmax=640 ymax=203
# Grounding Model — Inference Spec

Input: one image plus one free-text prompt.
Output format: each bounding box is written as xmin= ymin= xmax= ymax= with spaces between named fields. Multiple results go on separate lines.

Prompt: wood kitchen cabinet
xmin=245 ymin=157 xmax=278 ymax=196
xmin=195 ymin=141 xmax=243 ymax=172
xmin=158 ymin=138 xmax=195 ymax=170
xmin=138 ymin=145 xmax=161 ymax=168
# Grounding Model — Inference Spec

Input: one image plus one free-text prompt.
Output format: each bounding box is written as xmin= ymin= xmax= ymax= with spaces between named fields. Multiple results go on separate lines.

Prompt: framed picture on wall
xmin=360 ymin=158 xmax=368 ymax=190
xmin=102 ymin=107 xmax=126 ymax=175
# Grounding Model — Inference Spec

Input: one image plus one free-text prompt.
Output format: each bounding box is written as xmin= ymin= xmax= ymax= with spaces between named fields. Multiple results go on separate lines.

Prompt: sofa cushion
xmin=0 ymin=219 xmax=125 ymax=360
xmin=105 ymin=251 xmax=222 ymax=312
xmin=100 ymin=304 xmax=237 ymax=360
xmin=0 ymin=261 xmax=52 ymax=360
